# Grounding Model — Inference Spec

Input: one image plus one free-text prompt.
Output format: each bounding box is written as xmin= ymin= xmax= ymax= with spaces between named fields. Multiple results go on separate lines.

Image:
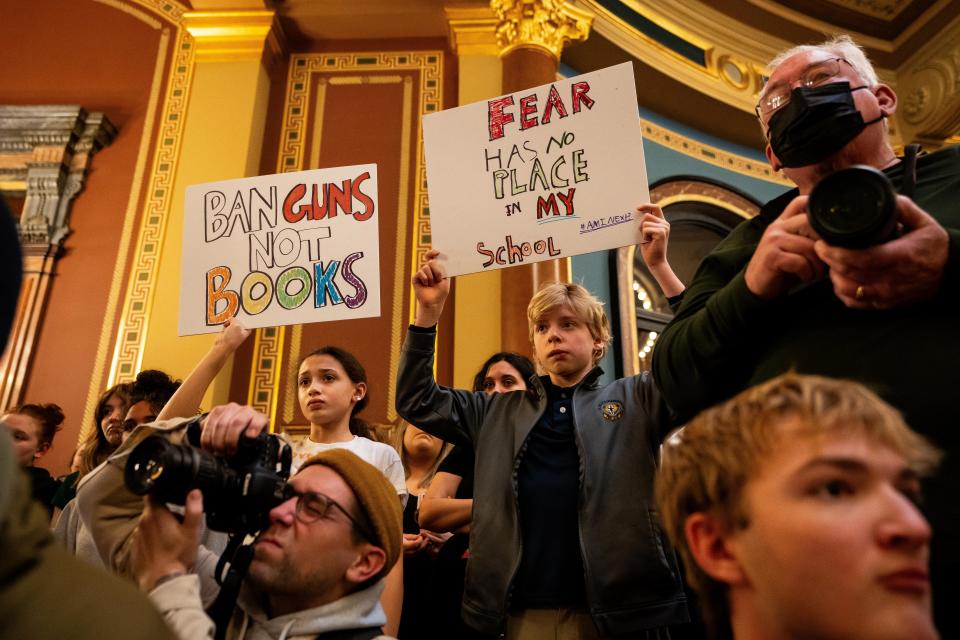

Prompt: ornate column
xmin=0 ymin=106 xmax=116 ymax=408
xmin=491 ymin=0 xmax=592 ymax=355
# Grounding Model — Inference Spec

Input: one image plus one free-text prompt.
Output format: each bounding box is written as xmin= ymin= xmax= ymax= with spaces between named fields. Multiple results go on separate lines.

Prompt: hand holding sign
xmin=638 ymin=204 xmax=670 ymax=269
xmin=422 ymin=62 xmax=649 ymax=277
xmin=412 ymin=249 xmax=449 ymax=327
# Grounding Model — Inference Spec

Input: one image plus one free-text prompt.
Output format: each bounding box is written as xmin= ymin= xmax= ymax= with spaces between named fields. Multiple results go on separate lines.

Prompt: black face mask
xmin=767 ymin=81 xmax=884 ymax=168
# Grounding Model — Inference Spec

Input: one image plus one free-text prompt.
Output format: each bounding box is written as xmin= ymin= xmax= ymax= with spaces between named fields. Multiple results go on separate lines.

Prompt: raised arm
xmin=637 ymin=204 xmax=684 ymax=298
xmin=396 ymin=250 xmax=490 ymax=445
xmin=157 ymin=320 xmax=251 ymax=421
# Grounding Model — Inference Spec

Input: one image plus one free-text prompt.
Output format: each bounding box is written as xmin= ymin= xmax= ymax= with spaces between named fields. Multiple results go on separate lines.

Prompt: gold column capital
xmin=183 ymin=9 xmax=285 ymax=63
xmin=491 ymin=0 xmax=593 ymax=60
xmin=445 ymin=4 xmax=500 ymax=56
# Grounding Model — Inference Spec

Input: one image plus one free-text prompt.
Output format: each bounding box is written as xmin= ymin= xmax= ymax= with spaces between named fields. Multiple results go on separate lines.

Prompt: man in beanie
xmin=79 ymin=403 xmax=402 ymax=640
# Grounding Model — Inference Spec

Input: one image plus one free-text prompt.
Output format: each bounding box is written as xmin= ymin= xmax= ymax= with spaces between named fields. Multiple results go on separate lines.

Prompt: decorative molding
xmin=894 ymin=13 xmax=960 ymax=147
xmin=183 ymin=10 xmax=284 ymax=63
xmin=823 ymin=0 xmax=910 ymax=20
xmin=491 ymin=0 xmax=593 ymax=59
xmin=249 ymin=51 xmax=443 ymax=426
xmin=445 ymin=4 xmax=500 ymax=56
xmin=640 ymin=118 xmax=791 ymax=186
xmin=0 ymin=105 xmax=116 ymax=409
xmin=108 ymin=24 xmax=196 ymax=386
xmin=579 ymin=0 xmax=782 ymax=114
xmin=743 ymin=0 xmax=953 ymax=52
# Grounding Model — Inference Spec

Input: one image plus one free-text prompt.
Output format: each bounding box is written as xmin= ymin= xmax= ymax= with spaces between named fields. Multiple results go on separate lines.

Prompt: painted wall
xmin=0 ymin=1 xmax=165 ymax=474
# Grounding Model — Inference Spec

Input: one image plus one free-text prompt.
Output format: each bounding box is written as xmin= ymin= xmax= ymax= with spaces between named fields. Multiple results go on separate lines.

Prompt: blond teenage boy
xmin=396 ymin=241 xmax=688 ymax=638
xmin=656 ymin=373 xmax=940 ymax=640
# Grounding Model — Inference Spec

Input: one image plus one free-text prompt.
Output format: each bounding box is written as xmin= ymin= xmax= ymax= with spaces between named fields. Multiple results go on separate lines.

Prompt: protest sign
xmin=178 ymin=165 xmax=380 ymax=336
xmin=422 ymin=62 xmax=649 ymax=276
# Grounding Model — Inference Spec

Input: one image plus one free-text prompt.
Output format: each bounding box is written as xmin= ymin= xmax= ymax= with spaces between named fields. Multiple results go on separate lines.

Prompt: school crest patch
xmin=600 ymin=401 xmax=623 ymax=421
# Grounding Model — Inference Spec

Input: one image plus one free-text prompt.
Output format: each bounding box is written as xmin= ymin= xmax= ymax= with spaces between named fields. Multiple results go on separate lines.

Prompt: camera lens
xmin=807 ymin=165 xmax=897 ymax=248
xmin=125 ymin=436 xmax=202 ymax=503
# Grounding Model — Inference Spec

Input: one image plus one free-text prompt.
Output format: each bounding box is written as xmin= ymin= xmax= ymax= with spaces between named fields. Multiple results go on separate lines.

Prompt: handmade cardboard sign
xmin=178 ymin=165 xmax=380 ymax=336
xmin=422 ymin=62 xmax=649 ymax=276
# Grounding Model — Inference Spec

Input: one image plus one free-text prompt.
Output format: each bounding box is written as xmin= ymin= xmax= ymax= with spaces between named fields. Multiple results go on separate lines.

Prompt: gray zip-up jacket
xmin=396 ymin=327 xmax=688 ymax=637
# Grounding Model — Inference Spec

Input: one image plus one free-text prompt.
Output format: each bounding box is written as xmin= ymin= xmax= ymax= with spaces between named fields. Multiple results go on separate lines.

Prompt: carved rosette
xmin=491 ymin=0 xmax=593 ymax=59
xmin=895 ymin=34 xmax=960 ymax=147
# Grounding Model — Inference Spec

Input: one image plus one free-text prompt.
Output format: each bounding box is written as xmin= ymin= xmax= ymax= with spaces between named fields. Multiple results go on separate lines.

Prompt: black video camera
xmin=807 ymin=165 xmax=898 ymax=248
xmin=124 ymin=416 xmax=293 ymax=535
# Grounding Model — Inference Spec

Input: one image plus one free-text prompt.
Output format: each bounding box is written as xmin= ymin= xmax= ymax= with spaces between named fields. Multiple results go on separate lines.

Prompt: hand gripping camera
xmin=124 ymin=416 xmax=292 ymax=535
xmin=806 ymin=144 xmax=919 ymax=249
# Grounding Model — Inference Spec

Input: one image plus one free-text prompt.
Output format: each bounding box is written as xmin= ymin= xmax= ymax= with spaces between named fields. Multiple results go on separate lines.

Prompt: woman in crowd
xmin=55 ymin=370 xmax=180 ymax=565
xmin=394 ymin=420 xmax=450 ymax=638
xmin=418 ymin=352 xmax=536 ymax=639
xmin=77 ymin=382 xmax=132 ymax=477
xmin=2 ymin=402 xmax=65 ymax=515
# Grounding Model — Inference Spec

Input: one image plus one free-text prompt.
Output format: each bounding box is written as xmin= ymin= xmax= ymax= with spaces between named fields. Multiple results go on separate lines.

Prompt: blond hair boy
xmin=657 ymin=372 xmax=940 ymax=640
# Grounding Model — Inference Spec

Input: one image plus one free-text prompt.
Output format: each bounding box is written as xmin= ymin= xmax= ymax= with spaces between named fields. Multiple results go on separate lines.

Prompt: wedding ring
xmin=855 ymin=285 xmax=865 ymax=301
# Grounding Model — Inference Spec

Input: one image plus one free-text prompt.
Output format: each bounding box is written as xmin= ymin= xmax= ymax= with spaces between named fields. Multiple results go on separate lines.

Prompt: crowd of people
xmin=2 ymin=34 xmax=957 ymax=640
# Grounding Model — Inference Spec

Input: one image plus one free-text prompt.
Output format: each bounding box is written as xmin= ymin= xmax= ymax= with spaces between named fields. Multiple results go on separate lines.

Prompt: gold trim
xmin=0 ymin=180 xmax=26 ymax=191
xmin=640 ymin=119 xmax=791 ymax=186
xmin=80 ymin=24 xmax=173 ymax=441
xmin=92 ymin=0 xmax=163 ymax=28
xmin=445 ymin=5 xmax=499 ymax=56
xmin=823 ymin=0 xmax=909 ymax=21
xmin=183 ymin=10 xmax=276 ymax=62
xmin=328 ymin=75 xmax=404 ymax=86
xmin=743 ymin=0 xmax=953 ymax=53
xmin=654 ymin=193 xmax=755 ymax=219
xmin=247 ymin=326 xmax=284 ymax=427
xmin=254 ymin=51 xmax=442 ymax=427
xmin=308 ymin=78 xmax=328 ymax=169
xmin=108 ymin=25 xmax=196 ymax=386
xmin=282 ymin=324 xmax=303 ymax=423
xmin=390 ymin=75 xmax=414 ymax=422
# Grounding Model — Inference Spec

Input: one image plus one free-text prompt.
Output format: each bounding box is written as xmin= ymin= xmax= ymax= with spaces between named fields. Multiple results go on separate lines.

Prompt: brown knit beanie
xmin=298 ymin=449 xmax=402 ymax=578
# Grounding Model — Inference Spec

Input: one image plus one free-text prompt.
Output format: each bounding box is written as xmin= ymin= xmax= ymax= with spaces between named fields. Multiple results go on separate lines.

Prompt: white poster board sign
xmin=178 ymin=165 xmax=381 ymax=336
xmin=423 ymin=62 xmax=649 ymax=277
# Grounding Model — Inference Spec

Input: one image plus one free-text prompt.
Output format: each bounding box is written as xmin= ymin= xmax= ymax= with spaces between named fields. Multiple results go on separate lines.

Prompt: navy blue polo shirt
xmin=511 ymin=377 xmax=586 ymax=609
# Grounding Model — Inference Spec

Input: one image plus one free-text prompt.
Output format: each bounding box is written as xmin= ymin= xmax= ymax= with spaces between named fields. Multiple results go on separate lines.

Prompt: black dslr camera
xmin=124 ymin=416 xmax=293 ymax=535
xmin=807 ymin=165 xmax=897 ymax=248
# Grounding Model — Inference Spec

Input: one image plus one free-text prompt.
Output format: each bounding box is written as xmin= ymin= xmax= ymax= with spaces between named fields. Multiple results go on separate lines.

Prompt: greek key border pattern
xmin=249 ymin=50 xmax=443 ymax=421
xmin=109 ymin=27 xmax=196 ymax=384
xmin=641 ymin=119 xmax=792 ymax=186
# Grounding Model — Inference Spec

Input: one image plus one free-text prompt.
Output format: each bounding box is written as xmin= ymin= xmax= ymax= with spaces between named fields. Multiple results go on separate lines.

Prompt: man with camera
xmin=77 ymin=403 xmax=402 ymax=640
xmin=652 ymin=34 xmax=959 ymax=634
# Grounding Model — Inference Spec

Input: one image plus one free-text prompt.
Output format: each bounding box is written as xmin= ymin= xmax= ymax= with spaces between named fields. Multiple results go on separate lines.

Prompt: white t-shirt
xmin=289 ymin=435 xmax=408 ymax=506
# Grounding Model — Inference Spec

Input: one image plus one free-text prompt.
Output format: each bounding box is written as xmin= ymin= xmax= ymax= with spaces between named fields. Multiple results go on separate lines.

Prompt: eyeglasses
xmin=288 ymin=488 xmax=375 ymax=542
xmin=756 ymin=58 xmax=850 ymax=118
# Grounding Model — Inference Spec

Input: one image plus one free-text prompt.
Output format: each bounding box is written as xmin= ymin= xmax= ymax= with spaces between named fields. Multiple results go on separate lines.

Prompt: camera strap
xmin=207 ymin=533 xmax=256 ymax=640
xmin=901 ymin=143 xmax=919 ymax=198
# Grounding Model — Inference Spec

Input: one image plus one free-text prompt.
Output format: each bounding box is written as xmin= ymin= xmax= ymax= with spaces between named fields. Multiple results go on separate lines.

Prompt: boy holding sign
xmin=396 ymin=207 xmax=687 ymax=639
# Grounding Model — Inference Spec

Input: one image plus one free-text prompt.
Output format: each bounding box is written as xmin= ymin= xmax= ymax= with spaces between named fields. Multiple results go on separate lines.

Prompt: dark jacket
xmin=396 ymin=327 xmax=688 ymax=637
